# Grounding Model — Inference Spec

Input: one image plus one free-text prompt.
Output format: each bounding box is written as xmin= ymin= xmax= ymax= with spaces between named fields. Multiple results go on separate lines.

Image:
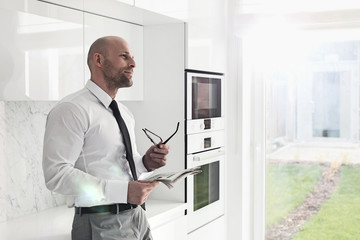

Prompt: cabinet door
xmin=0 ymin=0 xmax=84 ymax=100
xmin=135 ymin=0 xmax=188 ymax=20
xmin=188 ymin=216 xmax=226 ymax=240
xmin=35 ymin=0 xmax=83 ymax=10
xmin=186 ymin=0 xmax=227 ymax=73
xmin=84 ymin=13 xmax=144 ymax=101
xmin=136 ymin=0 xmax=227 ymax=73
xmin=43 ymin=0 xmax=135 ymax=8
xmin=113 ymin=0 xmax=134 ymax=5
xmin=151 ymin=216 xmax=187 ymax=240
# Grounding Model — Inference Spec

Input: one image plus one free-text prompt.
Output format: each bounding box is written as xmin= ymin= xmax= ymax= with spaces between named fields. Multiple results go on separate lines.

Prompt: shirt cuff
xmin=137 ymin=155 xmax=154 ymax=180
xmin=136 ymin=155 xmax=149 ymax=173
xmin=105 ymin=180 xmax=129 ymax=204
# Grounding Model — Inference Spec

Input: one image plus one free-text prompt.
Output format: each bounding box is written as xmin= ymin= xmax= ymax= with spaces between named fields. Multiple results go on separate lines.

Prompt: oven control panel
xmin=186 ymin=117 xmax=224 ymax=135
xmin=187 ymin=130 xmax=225 ymax=154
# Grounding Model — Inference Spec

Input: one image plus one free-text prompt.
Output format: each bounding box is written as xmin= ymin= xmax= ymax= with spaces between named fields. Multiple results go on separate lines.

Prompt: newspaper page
xmin=144 ymin=166 xmax=202 ymax=189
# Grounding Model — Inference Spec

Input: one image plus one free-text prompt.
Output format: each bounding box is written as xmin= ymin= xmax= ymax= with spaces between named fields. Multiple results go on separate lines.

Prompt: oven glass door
xmin=194 ymin=161 xmax=220 ymax=211
xmin=191 ymin=76 xmax=222 ymax=119
xmin=187 ymin=149 xmax=224 ymax=233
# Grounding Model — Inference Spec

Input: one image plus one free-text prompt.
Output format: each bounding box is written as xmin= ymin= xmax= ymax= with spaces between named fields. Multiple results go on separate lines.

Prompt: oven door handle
xmin=192 ymin=148 xmax=225 ymax=161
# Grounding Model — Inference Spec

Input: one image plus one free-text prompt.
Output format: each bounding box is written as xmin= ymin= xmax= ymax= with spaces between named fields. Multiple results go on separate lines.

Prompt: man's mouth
xmin=124 ymin=70 xmax=133 ymax=76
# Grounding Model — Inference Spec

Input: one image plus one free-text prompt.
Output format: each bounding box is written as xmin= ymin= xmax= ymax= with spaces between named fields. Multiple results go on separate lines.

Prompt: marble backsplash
xmin=0 ymin=101 xmax=65 ymax=222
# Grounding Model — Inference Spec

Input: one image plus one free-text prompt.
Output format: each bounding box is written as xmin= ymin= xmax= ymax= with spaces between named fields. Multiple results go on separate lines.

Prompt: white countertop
xmin=0 ymin=200 xmax=186 ymax=240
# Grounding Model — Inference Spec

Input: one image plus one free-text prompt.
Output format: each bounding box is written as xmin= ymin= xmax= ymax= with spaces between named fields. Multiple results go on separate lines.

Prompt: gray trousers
xmin=71 ymin=206 xmax=153 ymax=240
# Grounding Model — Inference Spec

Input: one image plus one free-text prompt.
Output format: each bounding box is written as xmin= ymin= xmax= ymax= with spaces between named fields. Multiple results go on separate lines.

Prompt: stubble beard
xmin=103 ymin=59 xmax=133 ymax=90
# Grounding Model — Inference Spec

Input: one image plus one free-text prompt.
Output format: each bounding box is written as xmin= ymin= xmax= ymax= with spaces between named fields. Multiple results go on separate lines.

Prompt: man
xmin=42 ymin=36 xmax=169 ymax=240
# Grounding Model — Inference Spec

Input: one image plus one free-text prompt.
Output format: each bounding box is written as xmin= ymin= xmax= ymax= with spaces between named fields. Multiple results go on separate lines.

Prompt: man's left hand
xmin=143 ymin=144 xmax=169 ymax=171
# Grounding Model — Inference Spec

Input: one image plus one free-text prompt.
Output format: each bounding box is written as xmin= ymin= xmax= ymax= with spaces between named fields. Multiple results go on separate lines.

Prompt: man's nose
xmin=129 ymin=58 xmax=136 ymax=68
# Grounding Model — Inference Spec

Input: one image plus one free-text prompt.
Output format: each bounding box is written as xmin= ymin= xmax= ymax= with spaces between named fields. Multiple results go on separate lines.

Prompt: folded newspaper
xmin=144 ymin=166 xmax=202 ymax=189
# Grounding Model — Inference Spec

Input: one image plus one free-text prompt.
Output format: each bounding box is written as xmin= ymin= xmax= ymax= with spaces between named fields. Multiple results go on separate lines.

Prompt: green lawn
xmin=293 ymin=165 xmax=360 ymax=240
xmin=266 ymin=163 xmax=323 ymax=228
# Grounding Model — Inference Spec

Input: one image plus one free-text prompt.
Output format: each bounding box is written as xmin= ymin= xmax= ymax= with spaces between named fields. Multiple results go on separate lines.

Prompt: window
xmin=240 ymin=5 xmax=360 ymax=239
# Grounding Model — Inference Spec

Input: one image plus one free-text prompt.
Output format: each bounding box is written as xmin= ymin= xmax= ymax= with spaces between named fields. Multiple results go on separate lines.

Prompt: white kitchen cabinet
xmin=84 ymin=0 xmax=142 ymax=26
xmin=0 ymin=0 xmax=186 ymax=100
xmin=188 ymin=215 xmax=226 ymax=240
xmin=0 ymin=0 xmax=84 ymax=100
xmin=36 ymin=0 xmax=84 ymax=10
xmin=83 ymin=12 xmax=144 ymax=101
xmin=0 ymin=0 xmax=145 ymax=100
xmin=114 ymin=0 xmax=134 ymax=5
xmin=186 ymin=0 xmax=227 ymax=73
xmin=136 ymin=0 xmax=227 ymax=73
xmin=151 ymin=215 xmax=187 ymax=240
xmin=135 ymin=0 xmax=188 ymax=20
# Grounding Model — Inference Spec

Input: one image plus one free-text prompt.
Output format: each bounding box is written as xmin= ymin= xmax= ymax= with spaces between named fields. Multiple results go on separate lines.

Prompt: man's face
xmin=102 ymin=40 xmax=136 ymax=89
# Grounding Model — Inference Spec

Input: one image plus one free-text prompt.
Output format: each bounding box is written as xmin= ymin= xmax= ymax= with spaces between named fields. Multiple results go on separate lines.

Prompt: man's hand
xmin=127 ymin=181 xmax=160 ymax=205
xmin=143 ymin=144 xmax=170 ymax=171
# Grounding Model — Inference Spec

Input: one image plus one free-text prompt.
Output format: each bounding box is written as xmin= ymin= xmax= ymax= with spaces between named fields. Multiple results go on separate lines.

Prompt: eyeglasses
xmin=142 ymin=122 xmax=180 ymax=147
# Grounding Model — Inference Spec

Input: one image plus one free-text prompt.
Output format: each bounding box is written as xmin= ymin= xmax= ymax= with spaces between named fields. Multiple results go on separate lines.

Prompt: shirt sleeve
xmin=42 ymin=102 xmax=129 ymax=206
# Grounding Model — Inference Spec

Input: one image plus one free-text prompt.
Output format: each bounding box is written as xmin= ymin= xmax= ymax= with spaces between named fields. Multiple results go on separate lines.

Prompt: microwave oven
xmin=185 ymin=69 xmax=224 ymax=122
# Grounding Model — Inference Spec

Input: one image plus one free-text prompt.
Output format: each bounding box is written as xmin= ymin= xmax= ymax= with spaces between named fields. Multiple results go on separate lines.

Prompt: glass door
xmin=244 ymin=26 xmax=360 ymax=239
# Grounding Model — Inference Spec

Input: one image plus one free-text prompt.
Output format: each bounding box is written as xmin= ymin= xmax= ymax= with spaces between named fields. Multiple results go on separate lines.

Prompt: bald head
xmin=87 ymin=36 xmax=129 ymax=72
xmin=86 ymin=36 xmax=136 ymax=97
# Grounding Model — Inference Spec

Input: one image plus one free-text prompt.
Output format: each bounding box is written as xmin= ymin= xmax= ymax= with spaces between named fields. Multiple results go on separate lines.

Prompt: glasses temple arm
xmin=162 ymin=122 xmax=180 ymax=145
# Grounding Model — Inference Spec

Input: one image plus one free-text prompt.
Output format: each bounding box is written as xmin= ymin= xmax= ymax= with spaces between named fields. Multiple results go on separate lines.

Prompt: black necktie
xmin=109 ymin=100 xmax=138 ymax=181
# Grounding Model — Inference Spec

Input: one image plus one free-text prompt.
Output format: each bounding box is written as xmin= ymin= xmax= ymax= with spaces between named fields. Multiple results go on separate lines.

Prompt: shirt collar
xmin=85 ymin=80 xmax=113 ymax=108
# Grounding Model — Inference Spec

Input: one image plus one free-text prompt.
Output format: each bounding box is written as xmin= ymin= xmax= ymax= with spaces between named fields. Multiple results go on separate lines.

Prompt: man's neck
xmin=90 ymin=78 xmax=118 ymax=99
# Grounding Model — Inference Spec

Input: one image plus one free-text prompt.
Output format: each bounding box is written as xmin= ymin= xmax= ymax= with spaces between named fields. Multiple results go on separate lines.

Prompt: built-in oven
xmin=185 ymin=69 xmax=225 ymax=233
xmin=186 ymin=146 xmax=225 ymax=233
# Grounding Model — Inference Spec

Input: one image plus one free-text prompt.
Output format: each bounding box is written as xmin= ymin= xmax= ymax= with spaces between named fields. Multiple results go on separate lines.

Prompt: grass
xmin=293 ymin=165 xmax=360 ymax=240
xmin=266 ymin=163 xmax=323 ymax=228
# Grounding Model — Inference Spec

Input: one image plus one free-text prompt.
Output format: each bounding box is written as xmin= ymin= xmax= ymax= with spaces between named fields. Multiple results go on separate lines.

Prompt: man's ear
xmin=94 ymin=53 xmax=103 ymax=66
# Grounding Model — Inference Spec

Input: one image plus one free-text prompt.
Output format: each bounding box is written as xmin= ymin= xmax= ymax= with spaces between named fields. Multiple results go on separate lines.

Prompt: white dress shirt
xmin=43 ymin=80 xmax=151 ymax=207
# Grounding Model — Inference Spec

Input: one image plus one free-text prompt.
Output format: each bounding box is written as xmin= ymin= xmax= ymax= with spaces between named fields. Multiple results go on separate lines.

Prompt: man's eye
xmin=120 ymin=54 xmax=127 ymax=59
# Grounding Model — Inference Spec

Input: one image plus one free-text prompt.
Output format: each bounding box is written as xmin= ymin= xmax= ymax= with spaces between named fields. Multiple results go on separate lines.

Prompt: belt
xmin=75 ymin=204 xmax=138 ymax=215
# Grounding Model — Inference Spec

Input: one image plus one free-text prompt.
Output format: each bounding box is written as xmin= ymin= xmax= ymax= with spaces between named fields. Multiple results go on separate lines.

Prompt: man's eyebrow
xmin=119 ymin=51 xmax=132 ymax=55
xmin=120 ymin=51 xmax=135 ymax=58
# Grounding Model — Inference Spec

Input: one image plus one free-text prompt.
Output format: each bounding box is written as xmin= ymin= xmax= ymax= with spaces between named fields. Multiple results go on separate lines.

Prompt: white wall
xmin=124 ymin=22 xmax=186 ymax=202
